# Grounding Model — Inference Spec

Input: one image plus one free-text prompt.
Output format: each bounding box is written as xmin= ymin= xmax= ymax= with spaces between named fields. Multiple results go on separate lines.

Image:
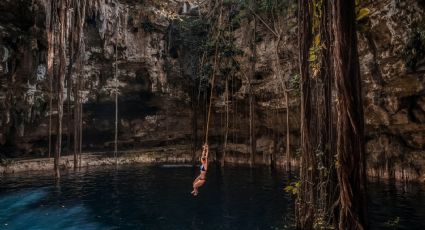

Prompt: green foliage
xmin=356 ymin=7 xmax=370 ymax=33
xmin=284 ymin=181 xmax=301 ymax=195
xmin=309 ymin=34 xmax=321 ymax=78
xmin=384 ymin=217 xmax=400 ymax=229
xmin=309 ymin=0 xmax=323 ymax=79
xmin=355 ymin=0 xmax=371 ymax=33
xmin=311 ymin=0 xmax=323 ymax=32
xmin=313 ymin=216 xmax=335 ymax=230
xmin=356 ymin=7 xmax=370 ymax=21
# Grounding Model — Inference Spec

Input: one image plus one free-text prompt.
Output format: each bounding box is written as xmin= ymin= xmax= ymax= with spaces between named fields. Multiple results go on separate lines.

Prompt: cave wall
xmin=358 ymin=0 xmax=425 ymax=179
xmin=0 ymin=0 xmax=195 ymax=157
xmin=0 ymin=0 xmax=424 ymax=180
xmin=223 ymin=0 xmax=425 ymax=178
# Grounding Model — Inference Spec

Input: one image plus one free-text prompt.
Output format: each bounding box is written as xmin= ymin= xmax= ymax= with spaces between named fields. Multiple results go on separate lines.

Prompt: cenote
xmin=1 ymin=165 xmax=424 ymax=230
xmin=2 ymin=0 xmax=425 ymax=229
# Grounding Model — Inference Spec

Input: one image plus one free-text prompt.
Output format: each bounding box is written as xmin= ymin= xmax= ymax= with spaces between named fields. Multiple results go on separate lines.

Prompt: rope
xmin=204 ymin=44 xmax=218 ymax=144
xmin=204 ymin=1 xmax=223 ymax=144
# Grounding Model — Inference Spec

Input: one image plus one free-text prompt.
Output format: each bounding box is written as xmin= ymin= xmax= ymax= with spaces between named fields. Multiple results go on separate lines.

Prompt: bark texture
xmin=332 ymin=0 xmax=368 ymax=229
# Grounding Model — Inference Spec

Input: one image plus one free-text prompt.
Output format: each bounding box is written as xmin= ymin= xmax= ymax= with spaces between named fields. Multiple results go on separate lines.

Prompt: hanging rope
xmin=204 ymin=1 xmax=223 ymax=144
xmin=204 ymin=44 xmax=219 ymax=144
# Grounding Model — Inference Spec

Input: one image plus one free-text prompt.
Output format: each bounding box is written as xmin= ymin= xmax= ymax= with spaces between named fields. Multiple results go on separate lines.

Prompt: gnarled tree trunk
xmin=296 ymin=0 xmax=314 ymax=228
xmin=331 ymin=0 xmax=367 ymax=229
xmin=297 ymin=0 xmax=339 ymax=228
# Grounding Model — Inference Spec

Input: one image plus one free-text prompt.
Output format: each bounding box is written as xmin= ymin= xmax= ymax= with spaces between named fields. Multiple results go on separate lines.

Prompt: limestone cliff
xmin=0 ymin=0 xmax=424 ymax=181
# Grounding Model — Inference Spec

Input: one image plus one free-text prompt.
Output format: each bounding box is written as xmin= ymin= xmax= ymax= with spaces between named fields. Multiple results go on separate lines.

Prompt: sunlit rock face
xmin=0 ymin=0 xmax=424 ymax=179
xmin=357 ymin=0 xmax=425 ymax=180
xmin=0 ymin=0 xmax=194 ymax=157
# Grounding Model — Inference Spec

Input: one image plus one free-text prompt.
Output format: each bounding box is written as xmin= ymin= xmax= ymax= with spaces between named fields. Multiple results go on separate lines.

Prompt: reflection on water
xmin=368 ymin=179 xmax=425 ymax=230
xmin=0 ymin=166 xmax=294 ymax=230
xmin=0 ymin=165 xmax=424 ymax=230
xmin=0 ymin=188 xmax=105 ymax=230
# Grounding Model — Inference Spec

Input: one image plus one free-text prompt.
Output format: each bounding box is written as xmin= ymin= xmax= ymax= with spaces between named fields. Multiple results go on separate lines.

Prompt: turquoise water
xmin=0 ymin=165 xmax=424 ymax=230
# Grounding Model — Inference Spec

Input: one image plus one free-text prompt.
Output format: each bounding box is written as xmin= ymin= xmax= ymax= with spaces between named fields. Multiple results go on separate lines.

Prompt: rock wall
xmin=0 ymin=0 xmax=196 ymax=159
xmin=357 ymin=0 xmax=425 ymax=181
xmin=0 ymin=0 xmax=424 ymax=180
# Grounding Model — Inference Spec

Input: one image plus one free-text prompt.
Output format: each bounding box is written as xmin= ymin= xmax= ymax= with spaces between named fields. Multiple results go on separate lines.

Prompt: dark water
xmin=0 ymin=165 xmax=424 ymax=230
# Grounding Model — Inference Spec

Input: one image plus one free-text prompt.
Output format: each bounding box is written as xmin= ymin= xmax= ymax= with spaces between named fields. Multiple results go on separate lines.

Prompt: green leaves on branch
xmin=309 ymin=0 xmax=323 ymax=79
xmin=356 ymin=7 xmax=370 ymax=21
xmin=355 ymin=1 xmax=371 ymax=32
xmin=309 ymin=34 xmax=321 ymax=78
xmin=384 ymin=217 xmax=400 ymax=229
xmin=284 ymin=181 xmax=301 ymax=195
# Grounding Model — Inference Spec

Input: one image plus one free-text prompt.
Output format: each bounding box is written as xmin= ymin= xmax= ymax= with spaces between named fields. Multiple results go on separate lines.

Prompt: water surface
xmin=0 ymin=165 xmax=424 ymax=229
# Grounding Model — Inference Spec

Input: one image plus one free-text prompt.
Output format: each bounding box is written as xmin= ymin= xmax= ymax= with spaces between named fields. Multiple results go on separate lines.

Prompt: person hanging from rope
xmin=191 ymin=143 xmax=209 ymax=196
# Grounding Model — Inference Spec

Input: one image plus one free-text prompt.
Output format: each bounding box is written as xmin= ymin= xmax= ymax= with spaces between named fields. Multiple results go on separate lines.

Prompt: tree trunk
xmin=331 ymin=0 xmax=367 ymax=229
xmin=296 ymin=0 xmax=314 ymax=228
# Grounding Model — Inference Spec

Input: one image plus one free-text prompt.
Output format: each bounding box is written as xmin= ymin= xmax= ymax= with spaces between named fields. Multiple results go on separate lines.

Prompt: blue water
xmin=0 ymin=165 xmax=424 ymax=230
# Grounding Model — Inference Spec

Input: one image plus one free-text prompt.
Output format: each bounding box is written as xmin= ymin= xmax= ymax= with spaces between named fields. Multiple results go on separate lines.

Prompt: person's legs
xmin=191 ymin=176 xmax=200 ymax=194
xmin=193 ymin=176 xmax=200 ymax=186
xmin=192 ymin=179 xmax=205 ymax=196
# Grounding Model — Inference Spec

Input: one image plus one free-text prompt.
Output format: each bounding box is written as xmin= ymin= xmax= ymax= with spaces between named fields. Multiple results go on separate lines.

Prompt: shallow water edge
xmin=1 ymin=147 xmax=423 ymax=183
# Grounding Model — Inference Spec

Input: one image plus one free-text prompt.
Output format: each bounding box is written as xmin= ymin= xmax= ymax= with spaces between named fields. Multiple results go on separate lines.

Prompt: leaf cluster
xmin=284 ymin=181 xmax=301 ymax=195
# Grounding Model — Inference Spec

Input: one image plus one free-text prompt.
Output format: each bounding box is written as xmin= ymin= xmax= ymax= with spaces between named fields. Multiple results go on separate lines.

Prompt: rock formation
xmin=0 ymin=0 xmax=424 ymax=181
